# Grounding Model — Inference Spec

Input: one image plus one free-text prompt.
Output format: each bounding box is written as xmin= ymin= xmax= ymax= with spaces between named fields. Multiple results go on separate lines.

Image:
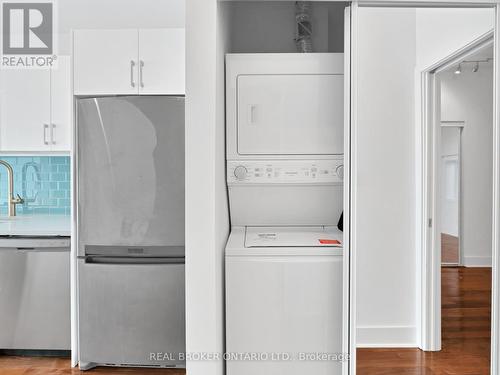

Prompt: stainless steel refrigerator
xmin=76 ymin=96 xmax=185 ymax=370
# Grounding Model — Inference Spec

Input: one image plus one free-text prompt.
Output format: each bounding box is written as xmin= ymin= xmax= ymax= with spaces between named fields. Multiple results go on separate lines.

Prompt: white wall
xmin=441 ymin=127 xmax=460 ymax=156
xmin=186 ymin=0 xmax=229 ymax=375
xmin=355 ymin=6 xmax=494 ymax=348
xmin=225 ymin=1 xmax=345 ymax=53
xmin=58 ymin=0 xmax=185 ymax=54
xmin=440 ymin=66 xmax=494 ymax=267
xmin=416 ymin=9 xmax=494 ymax=70
xmin=355 ymin=7 xmax=417 ymax=347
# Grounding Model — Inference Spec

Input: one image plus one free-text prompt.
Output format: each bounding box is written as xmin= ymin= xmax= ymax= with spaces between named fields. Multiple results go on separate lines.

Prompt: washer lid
xmin=245 ymin=226 xmax=342 ymax=248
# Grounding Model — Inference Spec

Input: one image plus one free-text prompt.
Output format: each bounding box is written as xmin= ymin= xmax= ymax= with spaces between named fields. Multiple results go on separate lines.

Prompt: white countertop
xmin=0 ymin=215 xmax=71 ymax=237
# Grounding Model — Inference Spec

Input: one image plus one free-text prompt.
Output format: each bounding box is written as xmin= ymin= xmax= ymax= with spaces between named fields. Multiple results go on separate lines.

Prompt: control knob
xmin=234 ymin=166 xmax=248 ymax=180
xmin=336 ymin=165 xmax=344 ymax=180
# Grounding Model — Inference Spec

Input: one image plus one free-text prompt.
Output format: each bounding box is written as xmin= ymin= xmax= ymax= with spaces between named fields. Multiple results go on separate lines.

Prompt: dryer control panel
xmin=227 ymin=160 xmax=344 ymax=185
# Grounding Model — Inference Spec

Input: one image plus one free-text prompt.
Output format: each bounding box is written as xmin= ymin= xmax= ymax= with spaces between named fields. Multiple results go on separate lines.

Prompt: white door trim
xmin=421 ymin=70 xmax=443 ymax=350
xmin=491 ymin=8 xmax=500 ymax=375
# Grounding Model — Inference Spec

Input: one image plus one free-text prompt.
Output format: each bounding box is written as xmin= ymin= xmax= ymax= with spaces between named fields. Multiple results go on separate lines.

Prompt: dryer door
xmin=237 ymin=74 xmax=343 ymax=155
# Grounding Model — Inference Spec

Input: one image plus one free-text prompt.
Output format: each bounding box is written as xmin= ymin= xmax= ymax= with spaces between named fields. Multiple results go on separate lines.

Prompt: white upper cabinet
xmin=0 ymin=69 xmax=51 ymax=152
xmin=50 ymin=56 xmax=72 ymax=152
xmin=73 ymin=29 xmax=139 ymax=96
xmin=138 ymin=29 xmax=185 ymax=95
xmin=73 ymin=29 xmax=185 ymax=96
xmin=0 ymin=57 xmax=72 ymax=152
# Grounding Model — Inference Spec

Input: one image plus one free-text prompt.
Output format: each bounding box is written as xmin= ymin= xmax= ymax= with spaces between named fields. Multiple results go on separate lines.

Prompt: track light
xmin=472 ymin=62 xmax=479 ymax=73
xmin=454 ymin=64 xmax=462 ymax=75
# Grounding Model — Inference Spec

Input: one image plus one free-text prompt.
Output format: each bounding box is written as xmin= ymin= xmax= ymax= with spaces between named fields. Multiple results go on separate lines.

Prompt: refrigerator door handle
xmin=81 ymin=256 xmax=185 ymax=265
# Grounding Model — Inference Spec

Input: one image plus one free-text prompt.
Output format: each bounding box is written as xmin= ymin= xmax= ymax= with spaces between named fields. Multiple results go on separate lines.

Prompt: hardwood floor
xmin=0 ymin=268 xmax=490 ymax=374
xmin=442 ymin=233 xmax=459 ymax=264
xmin=0 ymin=356 xmax=186 ymax=374
xmin=358 ymin=267 xmax=492 ymax=375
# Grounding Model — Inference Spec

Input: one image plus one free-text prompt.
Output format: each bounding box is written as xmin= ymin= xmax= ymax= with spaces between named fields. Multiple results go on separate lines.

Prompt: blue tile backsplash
xmin=0 ymin=156 xmax=70 ymax=216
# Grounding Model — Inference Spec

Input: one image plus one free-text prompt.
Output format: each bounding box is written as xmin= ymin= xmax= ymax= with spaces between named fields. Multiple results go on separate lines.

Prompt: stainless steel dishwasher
xmin=0 ymin=236 xmax=71 ymax=352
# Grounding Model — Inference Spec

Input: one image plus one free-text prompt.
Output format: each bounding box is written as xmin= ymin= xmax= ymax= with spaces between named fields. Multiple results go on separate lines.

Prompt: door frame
xmin=440 ymin=121 xmax=464 ymax=267
xmin=351 ymin=2 xmax=500 ymax=375
xmin=420 ymin=31 xmax=494 ymax=352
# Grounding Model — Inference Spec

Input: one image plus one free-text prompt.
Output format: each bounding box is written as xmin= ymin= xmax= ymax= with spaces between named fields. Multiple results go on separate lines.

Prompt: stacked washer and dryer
xmin=225 ymin=53 xmax=345 ymax=375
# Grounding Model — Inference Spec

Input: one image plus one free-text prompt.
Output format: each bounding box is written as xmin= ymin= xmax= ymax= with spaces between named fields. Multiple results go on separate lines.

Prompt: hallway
xmin=358 ymin=267 xmax=491 ymax=374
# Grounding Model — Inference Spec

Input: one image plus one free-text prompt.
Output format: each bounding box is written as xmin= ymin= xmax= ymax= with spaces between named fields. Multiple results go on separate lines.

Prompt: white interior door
xmin=0 ymin=68 xmax=51 ymax=151
xmin=73 ymin=29 xmax=139 ymax=95
xmin=139 ymin=29 xmax=185 ymax=95
xmin=237 ymin=74 xmax=344 ymax=155
xmin=50 ymin=56 xmax=71 ymax=151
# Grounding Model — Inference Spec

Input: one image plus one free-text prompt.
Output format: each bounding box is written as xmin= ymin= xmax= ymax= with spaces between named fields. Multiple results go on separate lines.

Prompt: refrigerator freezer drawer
xmin=0 ymin=249 xmax=70 ymax=350
xmin=78 ymin=259 xmax=185 ymax=368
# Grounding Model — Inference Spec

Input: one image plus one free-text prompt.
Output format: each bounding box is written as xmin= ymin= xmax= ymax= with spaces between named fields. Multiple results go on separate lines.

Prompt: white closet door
xmin=343 ymin=6 xmax=354 ymax=375
xmin=237 ymin=74 xmax=344 ymax=155
xmin=139 ymin=29 xmax=185 ymax=95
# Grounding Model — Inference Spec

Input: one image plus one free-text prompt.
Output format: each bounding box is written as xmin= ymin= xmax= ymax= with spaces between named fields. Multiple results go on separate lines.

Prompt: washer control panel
xmin=227 ymin=160 xmax=344 ymax=184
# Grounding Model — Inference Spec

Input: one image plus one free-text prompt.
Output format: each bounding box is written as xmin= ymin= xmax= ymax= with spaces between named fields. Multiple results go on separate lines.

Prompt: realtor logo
xmin=3 ymin=2 xmax=53 ymax=54
xmin=1 ymin=1 xmax=56 ymax=68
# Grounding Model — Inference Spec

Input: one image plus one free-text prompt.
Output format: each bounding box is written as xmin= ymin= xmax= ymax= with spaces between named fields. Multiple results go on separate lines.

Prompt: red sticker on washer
xmin=319 ymin=239 xmax=341 ymax=245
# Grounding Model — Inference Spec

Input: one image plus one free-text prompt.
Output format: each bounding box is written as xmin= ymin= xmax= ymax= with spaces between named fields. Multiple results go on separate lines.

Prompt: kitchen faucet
xmin=0 ymin=160 xmax=24 ymax=217
xmin=21 ymin=161 xmax=41 ymax=209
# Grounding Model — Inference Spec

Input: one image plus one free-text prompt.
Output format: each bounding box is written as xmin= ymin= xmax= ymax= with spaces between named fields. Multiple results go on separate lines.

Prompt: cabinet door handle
xmin=43 ymin=124 xmax=49 ymax=145
xmin=51 ymin=124 xmax=56 ymax=145
xmin=139 ymin=60 xmax=145 ymax=88
xmin=130 ymin=60 xmax=136 ymax=88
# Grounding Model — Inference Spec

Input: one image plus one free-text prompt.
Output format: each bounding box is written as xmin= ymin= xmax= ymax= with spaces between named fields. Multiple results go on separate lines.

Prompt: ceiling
xmin=467 ymin=44 xmax=494 ymax=61
xmin=441 ymin=43 xmax=493 ymax=74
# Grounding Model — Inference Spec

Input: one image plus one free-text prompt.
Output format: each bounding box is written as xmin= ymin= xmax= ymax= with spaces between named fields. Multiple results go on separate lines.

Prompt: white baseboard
xmin=356 ymin=326 xmax=417 ymax=348
xmin=464 ymin=255 xmax=492 ymax=267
